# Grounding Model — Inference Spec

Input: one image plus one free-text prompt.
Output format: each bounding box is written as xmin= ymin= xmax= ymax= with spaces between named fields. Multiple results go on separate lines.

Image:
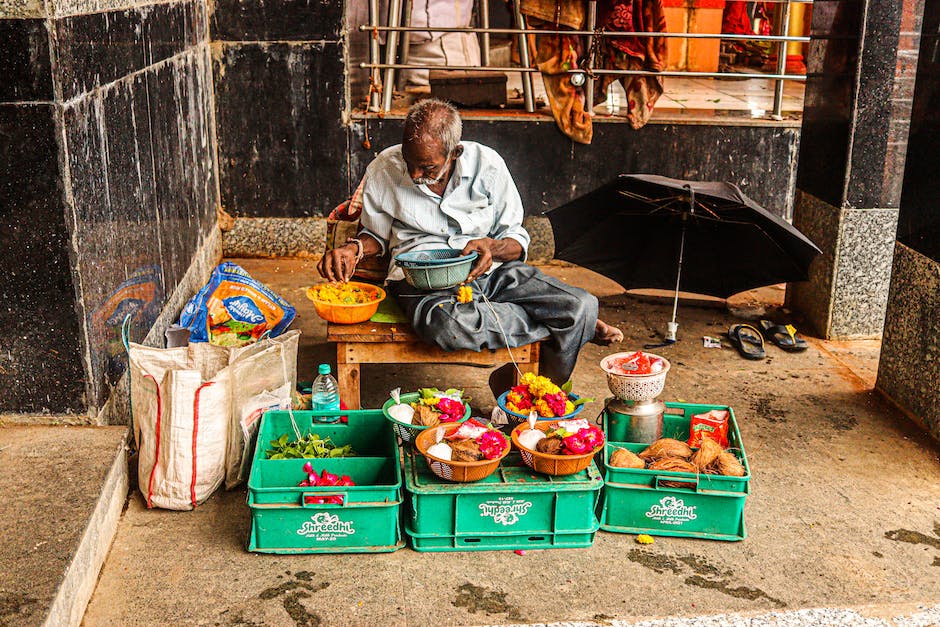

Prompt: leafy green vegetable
xmin=571 ymin=397 xmax=594 ymax=407
xmin=562 ymin=380 xmax=573 ymax=394
xmin=265 ymin=433 xmax=356 ymax=459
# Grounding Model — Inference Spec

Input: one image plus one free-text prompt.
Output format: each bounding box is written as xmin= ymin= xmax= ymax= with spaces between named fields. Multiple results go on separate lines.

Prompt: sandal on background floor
xmin=728 ymin=324 xmax=766 ymax=360
xmin=759 ymin=320 xmax=809 ymax=352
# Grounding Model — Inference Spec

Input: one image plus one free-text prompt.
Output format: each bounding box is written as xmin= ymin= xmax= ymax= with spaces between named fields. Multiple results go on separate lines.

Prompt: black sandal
xmin=728 ymin=324 xmax=766 ymax=360
xmin=759 ymin=320 xmax=809 ymax=352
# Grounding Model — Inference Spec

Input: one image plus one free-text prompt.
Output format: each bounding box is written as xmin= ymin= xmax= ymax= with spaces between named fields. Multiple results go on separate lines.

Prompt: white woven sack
xmin=128 ymin=342 xmax=231 ymax=510
xmin=224 ymin=330 xmax=299 ymax=488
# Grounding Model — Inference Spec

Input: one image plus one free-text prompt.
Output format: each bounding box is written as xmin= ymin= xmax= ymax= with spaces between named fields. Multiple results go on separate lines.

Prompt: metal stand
xmin=585 ymin=0 xmax=597 ymax=114
xmin=479 ymin=0 xmax=490 ymax=67
xmin=368 ymin=0 xmax=382 ymax=112
xmin=511 ymin=1 xmax=536 ymax=112
xmin=772 ymin=1 xmax=791 ymax=120
xmin=382 ymin=0 xmax=403 ymax=112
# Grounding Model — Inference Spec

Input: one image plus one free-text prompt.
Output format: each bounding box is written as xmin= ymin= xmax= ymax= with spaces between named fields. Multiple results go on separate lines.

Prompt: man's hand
xmin=461 ymin=237 xmax=523 ymax=282
xmin=317 ymin=244 xmax=358 ymax=282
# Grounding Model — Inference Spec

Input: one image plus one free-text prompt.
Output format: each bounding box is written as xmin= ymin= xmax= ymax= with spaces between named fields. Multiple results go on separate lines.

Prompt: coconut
xmin=518 ymin=429 xmax=546 ymax=451
xmin=536 ymin=436 xmax=563 ymax=455
xmin=609 ymin=448 xmax=645 ymax=469
xmin=426 ymin=442 xmax=452 ymax=461
xmin=713 ymin=451 xmax=746 ymax=477
xmin=690 ymin=437 xmax=723 ymax=471
xmin=451 ymin=439 xmax=484 ymax=462
xmin=638 ymin=438 xmax=693 ymax=462
xmin=387 ymin=403 xmax=415 ymax=424
xmin=413 ymin=404 xmax=441 ymax=427
xmin=648 ymin=458 xmax=698 ymax=489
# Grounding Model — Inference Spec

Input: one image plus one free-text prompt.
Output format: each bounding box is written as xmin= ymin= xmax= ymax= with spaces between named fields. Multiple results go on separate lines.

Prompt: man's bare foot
xmin=592 ymin=319 xmax=624 ymax=345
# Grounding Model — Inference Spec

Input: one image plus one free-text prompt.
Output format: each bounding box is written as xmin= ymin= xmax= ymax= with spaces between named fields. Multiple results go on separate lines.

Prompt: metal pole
xmin=512 ymin=2 xmax=536 ymax=112
xmin=382 ymin=0 xmax=403 ymax=112
xmin=772 ymin=1 xmax=792 ymax=120
xmin=401 ymin=0 xmax=413 ymax=70
xmin=666 ymin=188 xmax=694 ymax=343
xmin=360 ymin=62 xmax=807 ymax=82
xmin=585 ymin=1 xmax=597 ymax=114
xmin=368 ymin=0 xmax=382 ymax=112
xmin=360 ymin=24 xmax=810 ymax=43
xmin=480 ymin=0 xmax=490 ymax=67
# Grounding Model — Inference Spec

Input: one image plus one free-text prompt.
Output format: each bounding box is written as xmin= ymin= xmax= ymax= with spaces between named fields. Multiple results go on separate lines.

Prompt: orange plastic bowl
xmin=305 ymin=281 xmax=386 ymax=324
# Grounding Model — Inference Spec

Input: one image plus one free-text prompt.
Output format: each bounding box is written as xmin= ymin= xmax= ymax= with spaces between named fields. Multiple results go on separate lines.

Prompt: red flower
xmin=562 ymin=432 xmax=590 ymax=455
xmin=478 ymin=430 xmax=508 ymax=460
xmin=580 ymin=426 xmax=605 ymax=450
xmin=436 ymin=397 xmax=466 ymax=422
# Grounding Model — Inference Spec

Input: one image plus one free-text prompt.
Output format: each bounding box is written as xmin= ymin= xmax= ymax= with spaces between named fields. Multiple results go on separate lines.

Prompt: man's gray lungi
xmin=389 ymin=261 xmax=598 ymax=383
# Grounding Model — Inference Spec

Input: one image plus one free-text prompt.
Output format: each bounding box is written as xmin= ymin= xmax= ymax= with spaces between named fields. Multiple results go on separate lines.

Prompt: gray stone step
xmin=0 ymin=424 xmax=128 ymax=626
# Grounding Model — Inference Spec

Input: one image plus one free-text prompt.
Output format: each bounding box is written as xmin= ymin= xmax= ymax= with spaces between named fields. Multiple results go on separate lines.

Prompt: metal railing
xmin=360 ymin=0 xmax=811 ymax=120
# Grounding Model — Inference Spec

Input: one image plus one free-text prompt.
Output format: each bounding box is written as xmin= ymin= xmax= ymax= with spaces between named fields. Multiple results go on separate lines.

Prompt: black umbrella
xmin=545 ymin=174 xmax=821 ymax=342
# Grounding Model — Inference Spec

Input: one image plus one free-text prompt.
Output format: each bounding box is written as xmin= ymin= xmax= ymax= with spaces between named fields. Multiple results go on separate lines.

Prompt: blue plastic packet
xmin=180 ymin=262 xmax=296 ymax=346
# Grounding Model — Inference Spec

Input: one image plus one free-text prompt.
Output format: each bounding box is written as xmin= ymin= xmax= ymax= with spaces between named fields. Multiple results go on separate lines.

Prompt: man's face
xmin=402 ymin=137 xmax=452 ymax=186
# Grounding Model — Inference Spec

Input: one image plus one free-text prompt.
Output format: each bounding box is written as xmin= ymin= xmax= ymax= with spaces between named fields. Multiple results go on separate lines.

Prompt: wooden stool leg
xmin=336 ymin=343 xmax=361 ymax=409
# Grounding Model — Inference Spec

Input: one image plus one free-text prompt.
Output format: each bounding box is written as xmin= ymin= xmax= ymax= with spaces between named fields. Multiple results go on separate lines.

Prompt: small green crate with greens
xmin=403 ymin=451 xmax=602 ymax=552
xmin=600 ymin=402 xmax=750 ymax=542
xmin=247 ymin=410 xmax=403 ymax=553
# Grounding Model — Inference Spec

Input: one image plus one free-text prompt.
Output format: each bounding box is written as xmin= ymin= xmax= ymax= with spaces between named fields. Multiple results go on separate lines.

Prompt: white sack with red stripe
xmin=127 ymin=331 xmax=299 ymax=510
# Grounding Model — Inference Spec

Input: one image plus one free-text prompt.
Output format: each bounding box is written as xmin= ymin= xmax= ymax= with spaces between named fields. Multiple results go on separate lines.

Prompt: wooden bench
xmin=327 ymin=321 xmax=542 ymax=409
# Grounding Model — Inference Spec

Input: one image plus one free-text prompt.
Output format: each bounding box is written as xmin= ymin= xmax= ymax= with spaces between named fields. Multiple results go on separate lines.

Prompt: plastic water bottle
xmin=311 ymin=364 xmax=340 ymax=423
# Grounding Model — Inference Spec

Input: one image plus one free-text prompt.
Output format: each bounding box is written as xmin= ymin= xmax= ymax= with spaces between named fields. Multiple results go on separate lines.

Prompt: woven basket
xmin=600 ymin=352 xmax=671 ymax=402
xmin=382 ymin=393 xmax=471 ymax=443
xmin=496 ymin=391 xmax=586 ymax=424
xmin=510 ymin=421 xmax=600 ymax=476
xmin=415 ymin=424 xmax=509 ymax=482
xmin=395 ymin=249 xmax=478 ymax=290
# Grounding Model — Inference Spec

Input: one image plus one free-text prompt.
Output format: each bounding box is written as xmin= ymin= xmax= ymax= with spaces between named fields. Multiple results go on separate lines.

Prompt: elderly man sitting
xmin=318 ymin=99 xmax=622 ymax=386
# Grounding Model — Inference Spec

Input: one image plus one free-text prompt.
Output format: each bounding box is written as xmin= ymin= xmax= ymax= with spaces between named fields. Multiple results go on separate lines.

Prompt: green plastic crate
xmin=247 ymin=410 xmax=404 ymax=553
xmin=600 ymin=402 xmax=750 ymax=542
xmin=403 ymin=452 xmax=603 ymax=552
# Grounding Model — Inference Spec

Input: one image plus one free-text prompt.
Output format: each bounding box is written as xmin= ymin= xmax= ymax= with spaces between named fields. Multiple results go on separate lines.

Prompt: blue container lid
xmin=318 ymin=364 xmax=331 ymax=375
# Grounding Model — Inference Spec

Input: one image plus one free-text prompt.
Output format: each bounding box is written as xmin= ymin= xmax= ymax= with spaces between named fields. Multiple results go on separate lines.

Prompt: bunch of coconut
xmin=608 ymin=437 xmax=745 ymax=488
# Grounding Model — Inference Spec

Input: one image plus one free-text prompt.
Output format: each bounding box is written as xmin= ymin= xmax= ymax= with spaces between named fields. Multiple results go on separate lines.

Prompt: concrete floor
xmin=82 ymin=259 xmax=940 ymax=626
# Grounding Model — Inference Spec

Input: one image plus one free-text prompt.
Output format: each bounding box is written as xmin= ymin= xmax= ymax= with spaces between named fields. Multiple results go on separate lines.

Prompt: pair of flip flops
xmin=728 ymin=320 xmax=809 ymax=360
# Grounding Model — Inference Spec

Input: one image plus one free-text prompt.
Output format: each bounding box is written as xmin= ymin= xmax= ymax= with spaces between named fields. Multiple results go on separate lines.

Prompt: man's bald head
xmin=403 ymin=98 xmax=462 ymax=158
xmin=401 ymin=99 xmax=464 ymax=186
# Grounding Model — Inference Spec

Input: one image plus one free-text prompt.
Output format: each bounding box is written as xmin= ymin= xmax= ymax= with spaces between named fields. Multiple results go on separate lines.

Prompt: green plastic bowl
xmin=382 ymin=392 xmax=471 ymax=443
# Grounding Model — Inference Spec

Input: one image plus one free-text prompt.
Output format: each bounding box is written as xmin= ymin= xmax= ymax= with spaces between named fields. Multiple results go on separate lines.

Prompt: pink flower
xmin=562 ymin=432 xmax=589 ymax=455
xmin=543 ymin=392 xmax=569 ymax=417
xmin=580 ymin=426 xmax=605 ymax=450
xmin=436 ymin=397 xmax=465 ymax=422
xmin=478 ymin=430 xmax=508 ymax=460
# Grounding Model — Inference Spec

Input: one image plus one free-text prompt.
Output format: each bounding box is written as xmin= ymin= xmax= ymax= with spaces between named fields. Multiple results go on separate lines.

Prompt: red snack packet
xmin=687 ymin=410 xmax=730 ymax=448
xmin=615 ymin=351 xmax=652 ymax=375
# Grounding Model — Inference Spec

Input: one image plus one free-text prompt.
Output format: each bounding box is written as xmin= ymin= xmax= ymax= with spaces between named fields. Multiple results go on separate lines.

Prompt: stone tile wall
xmin=790 ymin=0 xmax=924 ymax=339
xmin=210 ymin=0 xmax=348 ymax=218
xmin=0 ymin=0 xmax=219 ymax=417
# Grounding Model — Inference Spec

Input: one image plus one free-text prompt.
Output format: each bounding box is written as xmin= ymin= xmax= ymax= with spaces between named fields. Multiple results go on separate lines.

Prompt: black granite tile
xmin=53 ymin=0 xmax=202 ymax=101
xmin=796 ymin=0 xmax=863 ymax=208
xmin=348 ymin=118 xmax=801 ymax=219
xmin=0 ymin=19 xmax=54 ymax=103
xmin=0 ymin=104 xmax=86 ymax=413
xmin=63 ymin=47 xmax=217 ymax=409
xmin=210 ymin=0 xmax=343 ymax=42
xmin=214 ymin=41 xmax=347 ymax=217
xmin=899 ymin=0 xmax=940 ymax=262
xmin=844 ymin=0 xmax=921 ymax=209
